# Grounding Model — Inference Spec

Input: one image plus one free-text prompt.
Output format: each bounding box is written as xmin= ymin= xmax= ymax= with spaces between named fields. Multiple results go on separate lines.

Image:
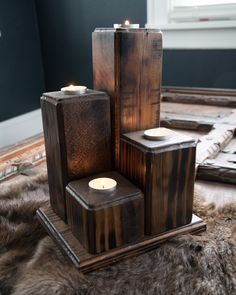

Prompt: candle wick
xmin=102 ymin=185 xmax=105 ymax=189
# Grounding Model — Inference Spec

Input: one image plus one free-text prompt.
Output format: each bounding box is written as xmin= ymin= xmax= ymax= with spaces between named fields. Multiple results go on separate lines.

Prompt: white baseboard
xmin=0 ymin=109 xmax=43 ymax=149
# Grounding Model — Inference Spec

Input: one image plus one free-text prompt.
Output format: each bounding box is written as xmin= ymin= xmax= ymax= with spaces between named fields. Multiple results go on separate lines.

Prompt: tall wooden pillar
xmin=41 ymin=90 xmax=112 ymax=222
xmin=92 ymin=28 xmax=162 ymax=168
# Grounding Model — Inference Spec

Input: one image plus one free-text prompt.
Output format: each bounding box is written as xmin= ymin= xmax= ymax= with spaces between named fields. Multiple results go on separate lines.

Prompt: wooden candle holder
xmin=66 ymin=171 xmax=144 ymax=254
xmin=120 ymin=130 xmax=197 ymax=235
xmin=41 ymin=90 xmax=112 ymax=222
xmin=92 ymin=28 xmax=162 ymax=168
xmin=37 ymin=29 xmax=206 ymax=274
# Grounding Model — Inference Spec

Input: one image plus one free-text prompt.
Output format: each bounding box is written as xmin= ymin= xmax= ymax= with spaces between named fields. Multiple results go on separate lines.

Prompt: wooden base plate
xmin=37 ymin=206 xmax=206 ymax=273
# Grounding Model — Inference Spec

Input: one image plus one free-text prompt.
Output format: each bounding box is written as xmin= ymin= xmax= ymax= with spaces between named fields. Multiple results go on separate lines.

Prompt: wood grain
xmin=41 ymin=90 xmax=112 ymax=221
xmin=93 ymin=28 xmax=162 ymax=168
xmin=197 ymin=135 xmax=236 ymax=184
xmin=37 ymin=206 xmax=206 ymax=273
xmin=66 ymin=171 xmax=144 ymax=254
xmin=196 ymin=124 xmax=235 ymax=164
xmin=162 ymin=86 xmax=236 ymax=107
xmin=198 ymin=164 xmax=236 ymax=185
xmin=162 ymin=86 xmax=236 ymax=95
xmin=160 ymin=102 xmax=235 ymax=132
xmin=0 ymin=134 xmax=45 ymax=182
xmin=120 ymin=130 xmax=197 ymax=235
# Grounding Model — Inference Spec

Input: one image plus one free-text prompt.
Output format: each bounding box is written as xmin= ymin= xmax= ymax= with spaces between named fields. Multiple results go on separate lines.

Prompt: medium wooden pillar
xmin=119 ymin=130 xmax=197 ymax=235
xmin=92 ymin=28 xmax=162 ymax=169
xmin=41 ymin=90 xmax=112 ymax=222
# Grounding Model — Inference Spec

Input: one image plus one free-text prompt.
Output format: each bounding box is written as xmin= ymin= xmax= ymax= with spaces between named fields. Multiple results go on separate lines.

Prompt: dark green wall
xmin=1 ymin=0 xmax=236 ymax=122
xmin=35 ymin=0 xmax=147 ymax=91
xmin=35 ymin=0 xmax=236 ymax=91
xmin=163 ymin=50 xmax=236 ymax=89
xmin=0 ymin=0 xmax=44 ymax=122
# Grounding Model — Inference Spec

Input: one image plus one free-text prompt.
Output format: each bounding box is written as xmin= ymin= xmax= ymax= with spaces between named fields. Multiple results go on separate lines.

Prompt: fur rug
xmin=0 ymin=166 xmax=235 ymax=295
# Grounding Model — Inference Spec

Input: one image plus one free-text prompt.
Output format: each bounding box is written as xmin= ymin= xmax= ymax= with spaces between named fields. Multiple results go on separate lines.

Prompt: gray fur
xmin=0 ymin=171 xmax=235 ymax=295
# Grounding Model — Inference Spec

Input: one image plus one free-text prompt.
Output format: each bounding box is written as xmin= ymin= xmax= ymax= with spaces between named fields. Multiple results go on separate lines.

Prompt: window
xmin=147 ymin=0 xmax=236 ymax=49
xmin=170 ymin=0 xmax=236 ymax=23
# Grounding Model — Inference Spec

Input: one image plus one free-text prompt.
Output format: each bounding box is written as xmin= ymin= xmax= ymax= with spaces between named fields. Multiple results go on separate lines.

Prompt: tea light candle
xmin=89 ymin=178 xmax=117 ymax=193
xmin=61 ymin=85 xmax=87 ymax=95
xmin=114 ymin=20 xmax=139 ymax=29
xmin=144 ymin=127 xmax=173 ymax=141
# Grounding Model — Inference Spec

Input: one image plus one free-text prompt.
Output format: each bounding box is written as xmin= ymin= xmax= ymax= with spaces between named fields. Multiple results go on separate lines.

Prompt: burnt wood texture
xmin=160 ymin=101 xmax=235 ymax=132
xmin=93 ymin=28 xmax=162 ymax=168
xmin=162 ymin=86 xmax=236 ymax=107
xmin=197 ymin=129 xmax=236 ymax=185
xmin=37 ymin=206 xmax=206 ymax=273
xmin=66 ymin=171 xmax=144 ymax=254
xmin=120 ymin=130 xmax=197 ymax=235
xmin=41 ymin=90 xmax=112 ymax=221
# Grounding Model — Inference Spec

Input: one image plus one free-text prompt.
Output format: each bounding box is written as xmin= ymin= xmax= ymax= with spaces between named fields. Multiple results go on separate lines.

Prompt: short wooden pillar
xmin=66 ymin=171 xmax=144 ymax=254
xmin=41 ymin=90 xmax=112 ymax=222
xmin=120 ymin=130 xmax=197 ymax=235
xmin=92 ymin=28 xmax=162 ymax=169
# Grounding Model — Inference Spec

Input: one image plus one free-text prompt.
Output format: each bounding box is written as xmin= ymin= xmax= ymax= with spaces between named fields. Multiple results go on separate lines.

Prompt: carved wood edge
xmin=161 ymin=87 xmax=236 ymax=107
xmin=197 ymin=165 xmax=236 ymax=185
xmin=196 ymin=124 xmax=236 ymax=164
xmin=160 ymin=90 xmax=236 ymax=181
xmin=196 ymin=124 xmax=236 ymax=184
xmin=162 ymin=86 xmax=236 ymax=96
xmin=0 ymin=134 xmax=45 ymax=182
xmin=162 ymin=93 xmax=236 ymax=108
xmin=160 ymin=113 xmax=214 ymax=132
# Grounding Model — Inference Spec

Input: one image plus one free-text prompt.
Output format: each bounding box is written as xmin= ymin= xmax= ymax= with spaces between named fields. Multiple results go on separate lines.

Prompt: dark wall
xmin=35 ymin=0 xmax=236 ymax=92
xmin=0 ymin=0 xmax=44 ymax=122
xmin=35 ymin=0 xmax=147 ymax=91
xmin=163 ymin=50 xmax=236 ymax=89
xmin=1 ymin=0 xmax=236 ymax=122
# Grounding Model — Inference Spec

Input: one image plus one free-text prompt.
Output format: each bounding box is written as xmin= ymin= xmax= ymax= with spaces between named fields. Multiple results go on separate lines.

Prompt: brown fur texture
xmin=0 ymin=165 xmax=235 ymax=295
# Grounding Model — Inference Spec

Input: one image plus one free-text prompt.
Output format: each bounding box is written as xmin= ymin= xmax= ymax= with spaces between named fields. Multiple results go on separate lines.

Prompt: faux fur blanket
xmin=0 ymin=166 xmax=235 ymax=295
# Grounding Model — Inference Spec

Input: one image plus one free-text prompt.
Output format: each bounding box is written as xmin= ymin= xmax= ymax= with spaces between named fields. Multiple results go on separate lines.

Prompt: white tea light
xmin=114 ymin=20 xmax=139 ymax=29
xmin=61 ymin=85 xmax=87 ymax=95
xmin=144 ymin=127 xmax=173 ymax=141
xmin=89 ymin=178 xmax=117 ymax=193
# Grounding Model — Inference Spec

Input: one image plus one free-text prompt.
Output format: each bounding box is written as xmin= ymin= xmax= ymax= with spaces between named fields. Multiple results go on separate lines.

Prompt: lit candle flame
xmin=124 ymin=20 xmax=130 ymax=26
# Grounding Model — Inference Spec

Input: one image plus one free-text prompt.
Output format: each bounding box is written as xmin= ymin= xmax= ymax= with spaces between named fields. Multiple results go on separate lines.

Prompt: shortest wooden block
xmin=66 ymin=171 xmax=144 ymax=254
